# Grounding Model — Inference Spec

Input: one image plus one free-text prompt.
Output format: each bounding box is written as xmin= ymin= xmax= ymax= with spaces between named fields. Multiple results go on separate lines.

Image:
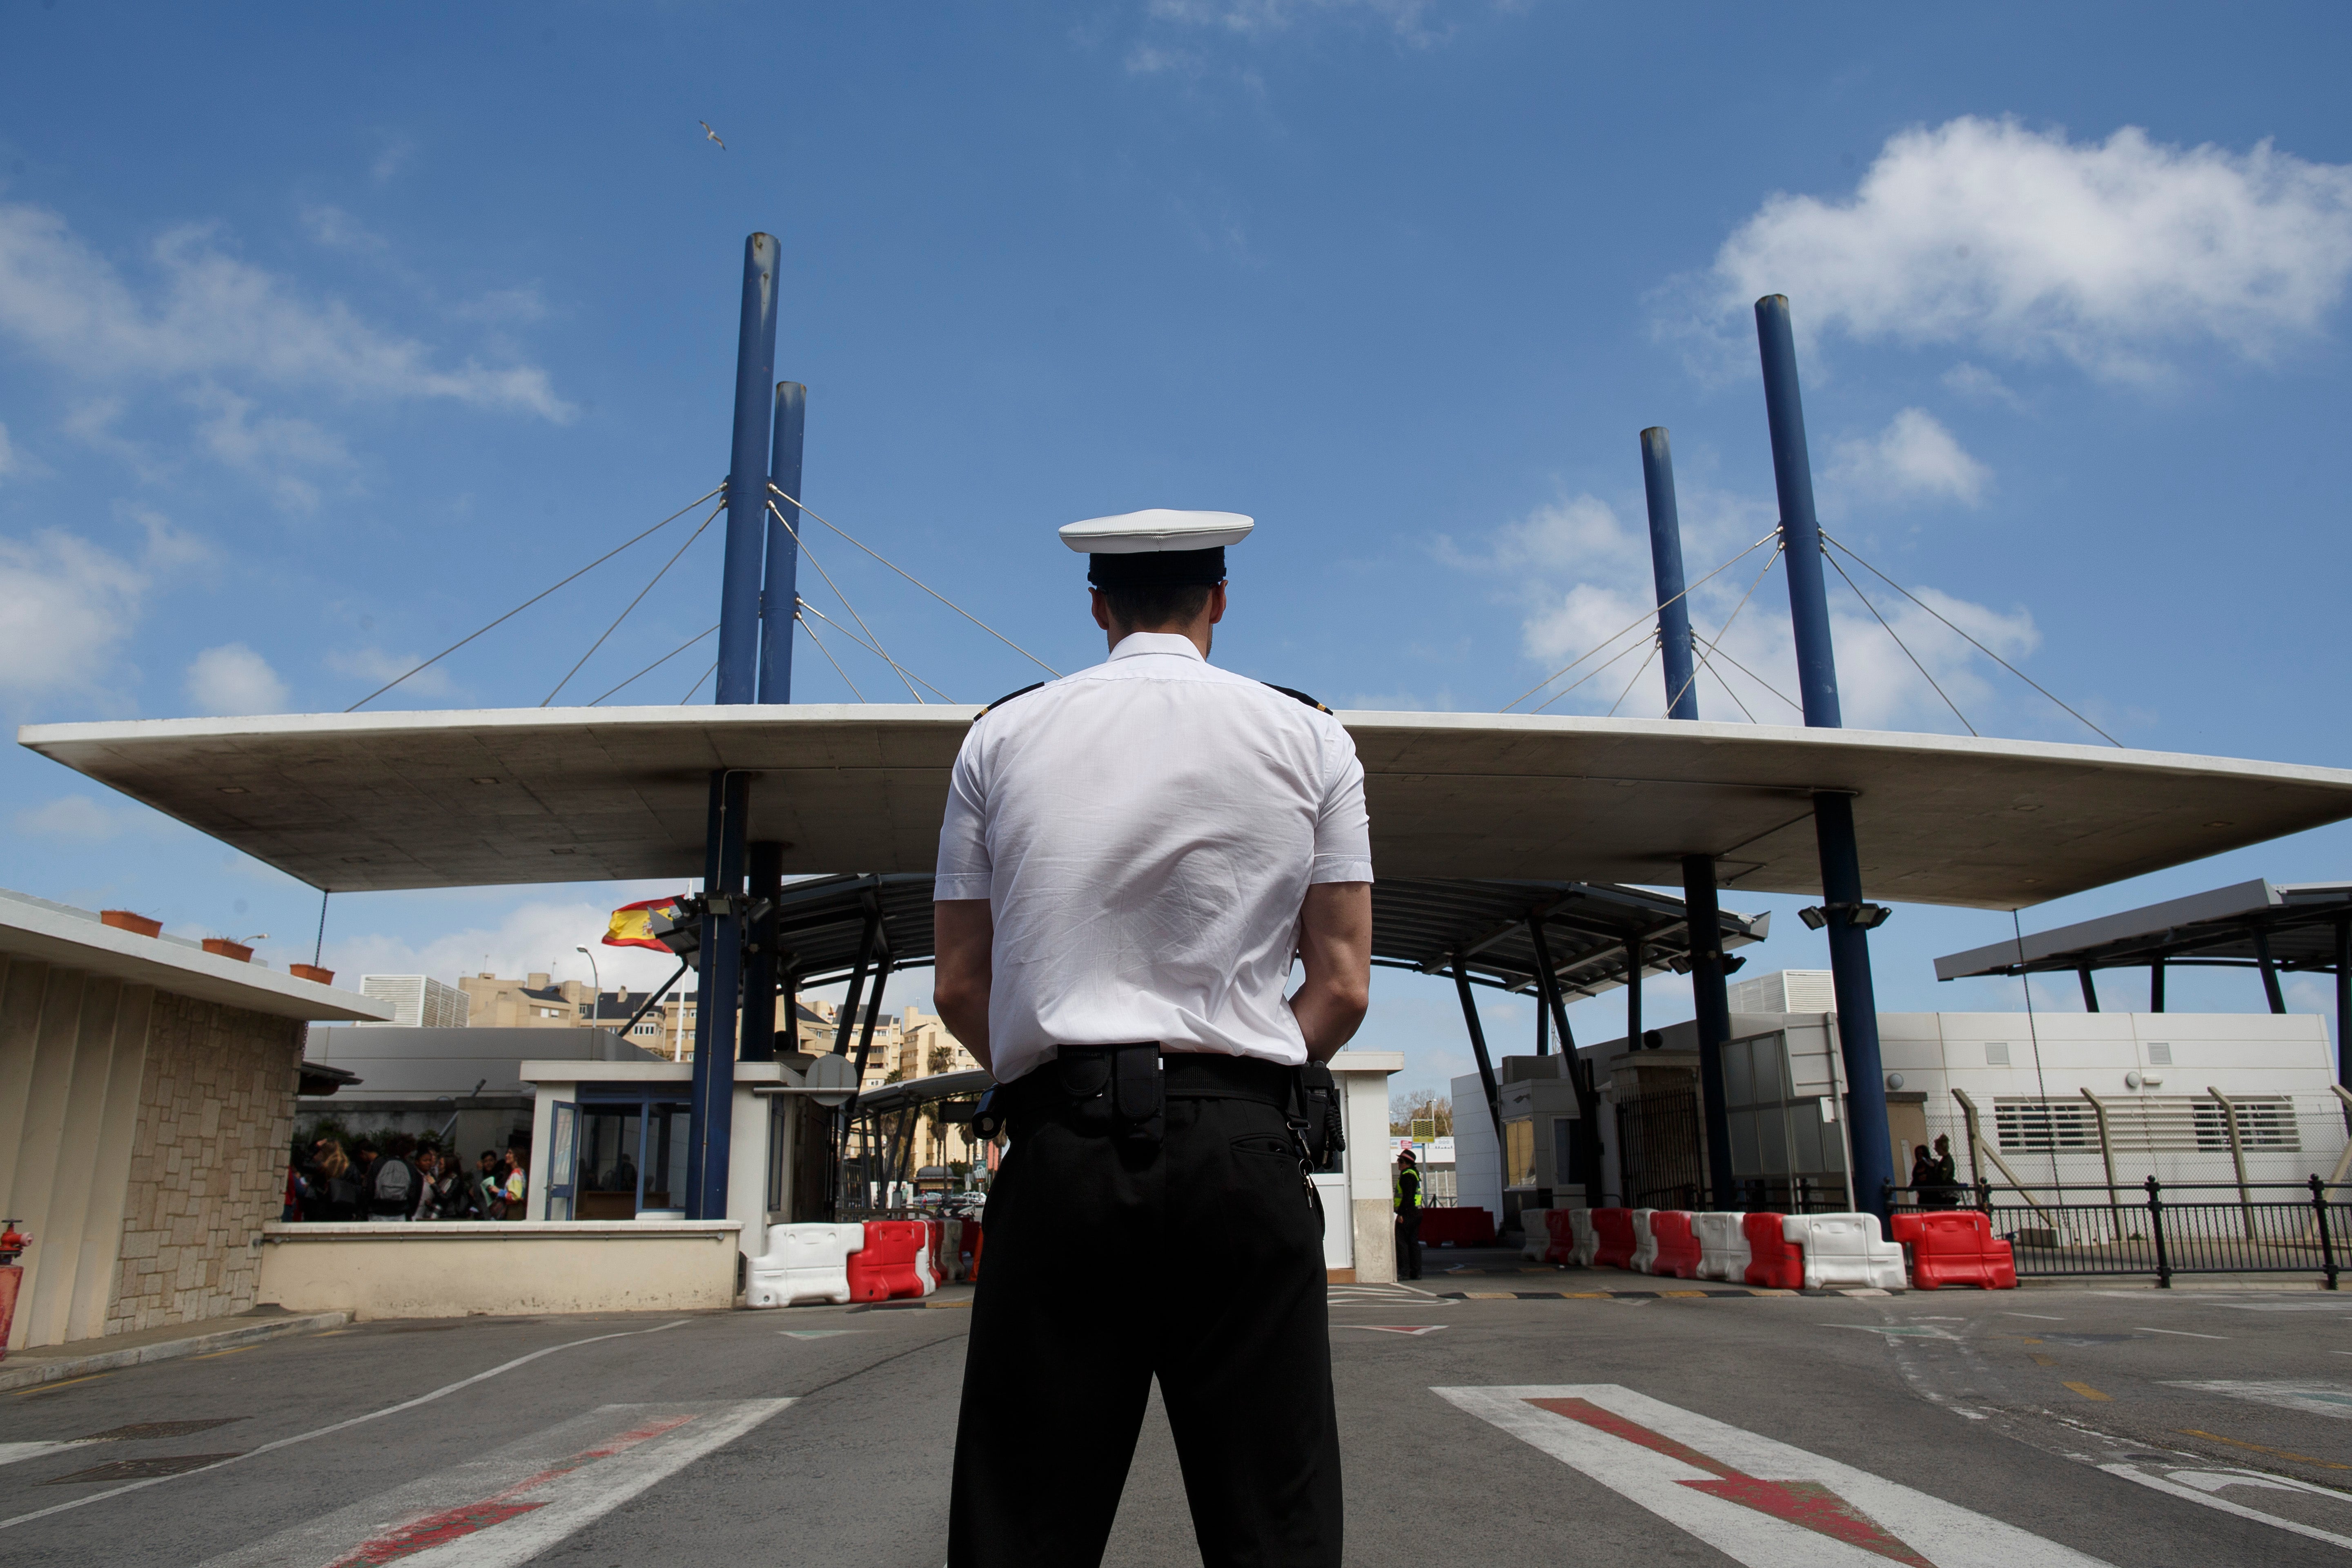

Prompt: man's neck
xmin=1107 ymin=623 xmax=1214 ymax=657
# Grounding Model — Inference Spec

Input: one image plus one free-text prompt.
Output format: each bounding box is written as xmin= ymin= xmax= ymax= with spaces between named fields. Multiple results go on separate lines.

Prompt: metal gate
xmin=1618 ymin=1083 xmax=1705 ymax=1210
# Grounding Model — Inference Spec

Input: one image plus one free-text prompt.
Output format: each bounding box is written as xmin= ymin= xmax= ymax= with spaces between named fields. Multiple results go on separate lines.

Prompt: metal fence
xmin=1889 ymin=1176 xmax=2347 ymax=1289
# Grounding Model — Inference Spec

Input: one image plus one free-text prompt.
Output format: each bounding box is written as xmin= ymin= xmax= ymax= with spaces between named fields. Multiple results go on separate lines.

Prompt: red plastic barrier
xmin=847 ymin=1220 xmax=929 ymax=1301
xmin=1544 ymin=1208 xmax=1577 ymax=1265
xmin=966 ymin=1220 xmax=983 ymax=1285
xmin=1417 ymin=1208 xmax=1497 ymax=1247
xmin=924 ymin=1219 xmax=945 ymax=1286
xmin=1590 ymin=1207 xmax=1636 ymax=1270
xmin=1891 ymin=1210 xmax=2017 ymax=1290
xmin=1648 ymin=1211 xmax=1702 ymax=1278
xmin=1742 ymin=1212 xmax=1802 ymax=1289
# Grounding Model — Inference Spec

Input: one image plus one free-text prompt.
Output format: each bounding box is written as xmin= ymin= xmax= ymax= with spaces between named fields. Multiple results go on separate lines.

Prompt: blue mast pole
xmin=1754 ymin=294 xmax=1896 ymax=1221
xmin=686 ymin=234 xmax=777 ymax=1222
xmin=758 ymin=381 xmax=806 ymax=704
xmin=1641 ymin=426 xmax=1737 ymax=1210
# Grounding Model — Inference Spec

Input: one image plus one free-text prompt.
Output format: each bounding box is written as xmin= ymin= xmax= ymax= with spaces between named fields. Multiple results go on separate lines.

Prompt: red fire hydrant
xmin=0 ymin=1221 xmax=28 ymax=1363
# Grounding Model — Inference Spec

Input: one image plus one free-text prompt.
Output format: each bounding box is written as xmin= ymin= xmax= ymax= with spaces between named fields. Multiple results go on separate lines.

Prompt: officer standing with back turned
xmin=933 ymin=508 xmax=1374 ymax=1568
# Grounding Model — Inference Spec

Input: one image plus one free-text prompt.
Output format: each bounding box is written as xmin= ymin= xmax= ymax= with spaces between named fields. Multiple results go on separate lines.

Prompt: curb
xmin=0 ymin=1310 xmax=350 ymax=1393
xmin=1436 ymin=1287 xmax=1894 ymax=1301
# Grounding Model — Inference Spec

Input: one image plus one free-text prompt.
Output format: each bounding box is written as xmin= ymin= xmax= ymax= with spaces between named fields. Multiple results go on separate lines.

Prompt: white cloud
xmin=1459 ymin=481 xmax=2054 ymax=735
xmin=0 ymin=202 xmax=572 ymax=417
xmin=185 ymin=642 xmax=292 ymax=716
xmin=13 ymin=795 xmax=140 ymax=840
xmin=1824 ymin=408 xmax=1991 ymax=509
xmin=188 ymin=385 xmax=351 ymax=512
xmin=1704 ymin=117 xmax=2352 ymax=380
xmin=301 ymin=205 xmax=388 ymax=254
xmin=1146 ymin=0 xmax=1447 ymax=42
xmin=0 ymin=420 xmax=15 ymax=480
xmin=0 ymin=528 xmax=152 ymax=705
xmin=1940 ymin=361 xmax=2027 ymax=411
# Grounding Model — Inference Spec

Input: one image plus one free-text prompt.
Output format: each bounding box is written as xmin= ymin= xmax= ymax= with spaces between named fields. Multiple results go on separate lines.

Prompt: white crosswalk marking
xmin=1436 ymin=1385 xmax=2113 ymax=1568
xmin=197 ymin=1400 xmax=790 ymax=1567
xmin=2165 ymin=1380 xmax=2352 ymax=1419
xmin=0 ymin=1441 xmax=92 ymax=1470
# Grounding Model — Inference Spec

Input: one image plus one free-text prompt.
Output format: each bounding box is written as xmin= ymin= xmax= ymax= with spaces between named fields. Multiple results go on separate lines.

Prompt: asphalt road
xmin=2 ymin=1274 xmax=2349 ymax=1566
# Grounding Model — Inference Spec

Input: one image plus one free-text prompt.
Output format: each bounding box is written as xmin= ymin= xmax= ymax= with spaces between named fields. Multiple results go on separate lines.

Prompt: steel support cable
xmin=680 ymin=660 xmax=719 ymax=704
xmin=770 ymin=483 xmax=1061 ymax=678
xmin=1664 ymin=540 xmax=1782 ymax=719
xmin=588 ymin=623 xmax=719 ymax=706
xmin=797 ymin=599 xmax=956 ymax=702
xmin=1530 ymin=629 xmax=1651 ymax=715
xmin=543 ymin=501 xmax=726 ymax=706
xmin=1502 ymin=528 xmax=1778 ymax=713
xmin=766 ymin=499 xmax=922 ymax=702
xmin=1605 ymin=641 xmax=1661 ymax=719
xmin=345 ymin=485 xmax=724 ymax=711
xmin=1822 ymin=548 xmax=1978 ymax=736
xmin=1821 ymin=532 xmax=2120 ymax=746
xmin=795 ymin=612 xmax=866 ymax=701
xmin=1682 ymin=633 xmax=1773 ymax=721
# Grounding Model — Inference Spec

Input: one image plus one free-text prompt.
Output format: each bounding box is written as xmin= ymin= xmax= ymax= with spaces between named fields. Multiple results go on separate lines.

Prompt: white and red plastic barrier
xmin=1541 ymin=1206 xmax=2013 ymax=1290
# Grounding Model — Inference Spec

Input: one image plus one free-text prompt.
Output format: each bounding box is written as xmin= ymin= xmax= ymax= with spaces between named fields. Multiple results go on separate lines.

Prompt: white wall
xmin=1451 ymin=1071 xmax=1501 ymax=1225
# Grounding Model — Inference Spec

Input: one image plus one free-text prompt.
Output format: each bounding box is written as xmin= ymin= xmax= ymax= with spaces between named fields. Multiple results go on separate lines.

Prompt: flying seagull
xmin=700 ymin=120 xmax=726 ymax=151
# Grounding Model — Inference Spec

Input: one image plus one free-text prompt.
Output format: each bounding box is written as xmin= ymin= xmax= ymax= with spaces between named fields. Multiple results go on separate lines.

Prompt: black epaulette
xmin=976 ymin=681 xmax=1047 ymax=718
xmin=1261 ymin=682 xmax=1333 ymax=715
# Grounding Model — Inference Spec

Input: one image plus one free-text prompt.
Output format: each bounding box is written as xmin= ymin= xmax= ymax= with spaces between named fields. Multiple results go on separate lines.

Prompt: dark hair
xmin=1100 ymin=582 xmax=1214 ymax=631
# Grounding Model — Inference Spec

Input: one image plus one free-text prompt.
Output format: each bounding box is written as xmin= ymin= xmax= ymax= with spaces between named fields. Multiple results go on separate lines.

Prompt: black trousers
xmin=1394 ymin=1206 xmax=1421 ymax=1279
xmin=949 ymin=1084 xmax=1342 ymax=1568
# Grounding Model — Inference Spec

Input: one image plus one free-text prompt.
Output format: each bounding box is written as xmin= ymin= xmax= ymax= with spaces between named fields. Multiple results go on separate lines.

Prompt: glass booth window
xmin=1505 ymin=1117 xmax=1537 ymax=1189
xmin=568 ymin=1098 xmax=690 ymax=1219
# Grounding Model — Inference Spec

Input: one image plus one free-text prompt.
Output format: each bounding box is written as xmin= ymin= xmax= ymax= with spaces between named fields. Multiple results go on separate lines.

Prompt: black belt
xmin=997 ymin=1045 xmax=1296 ymax=1129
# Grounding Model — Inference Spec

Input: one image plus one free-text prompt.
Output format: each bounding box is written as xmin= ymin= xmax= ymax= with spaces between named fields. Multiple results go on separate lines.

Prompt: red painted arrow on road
xmin=1528 ymin=1398 xmax=1930 ymax=1567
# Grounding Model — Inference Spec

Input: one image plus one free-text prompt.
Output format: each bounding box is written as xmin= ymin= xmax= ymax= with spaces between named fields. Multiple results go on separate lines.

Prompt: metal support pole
xmin=1682 ymin=859 xmax=1737 ymax=1210
xmin=741 ymin=841 xmax=785 ymax=1062
xmin=1527 ymin=917 xmax=1600 ymax=1203
xmin=2151 ymin=958 xmax=2166 ymax=1013
xmin=1755 ymin=292 xmax=1896 ymax=1223
xmin=1452 ymin=960 xmax=1503 ymax=1142
xmin=2254 ymin=927 xmax=2287 ymax=1014
xmin=717 ymin=234 xmax=780 ymax=706
xmin=2336 ymin=917 xmax=2351 ymax=1096
xmin=759 ymin=381 xmax=806 ymax=703
xmin=2210 ymin=1085 xmax=2256 ymax=1238
xmin=2078 ymin=966 xmax=2100 ymax=1013
xmin=1642 ymin=427 xmax=1699 ymax=721
xmin=852 ymin=962 xmax=892 ymax=1084
xmin=832 ymin=910 xmax=881 ymax=1056
xmin=1624 ymin=937 xmax=1644 ymax=1048
xmin=687 ymin=768 xmax=750 ymax=1219
xmin=1535 ymin=993 xmax=1549 ymax=1056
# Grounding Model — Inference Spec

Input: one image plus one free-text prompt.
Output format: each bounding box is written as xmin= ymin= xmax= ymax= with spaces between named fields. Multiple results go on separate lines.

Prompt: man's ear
xmin=1091 ymin=588 xmax=1114 ymax=632
xmin=1206 ymin=582 xmax=1228 ymax=626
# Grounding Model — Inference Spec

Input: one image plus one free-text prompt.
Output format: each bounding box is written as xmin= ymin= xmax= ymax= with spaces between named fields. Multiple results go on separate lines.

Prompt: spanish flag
xmin=605 ymin=895 xmax=689 ymax=952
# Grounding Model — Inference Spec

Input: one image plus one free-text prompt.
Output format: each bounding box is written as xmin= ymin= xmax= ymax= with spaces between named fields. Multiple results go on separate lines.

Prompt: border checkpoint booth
xmin=22 ymin=706 xmax=2352 ymax=1314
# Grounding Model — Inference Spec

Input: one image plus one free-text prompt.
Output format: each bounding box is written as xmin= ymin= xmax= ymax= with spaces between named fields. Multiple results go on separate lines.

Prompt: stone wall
xmin=107 ymin=995 xmax=303 ymax=1336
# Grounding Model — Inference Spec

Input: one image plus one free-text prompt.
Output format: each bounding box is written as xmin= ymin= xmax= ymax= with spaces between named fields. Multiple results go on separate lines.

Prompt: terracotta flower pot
xmin=202 ymin=938 xmax=254 ymax=963
xmin=101 ymin=909 xmax=163 ymax=938
xmin=290 ymin=963 xmax=335 ymax=985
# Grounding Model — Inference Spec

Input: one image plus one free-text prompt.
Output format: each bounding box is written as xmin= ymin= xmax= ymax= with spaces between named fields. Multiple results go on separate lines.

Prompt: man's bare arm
xmin=932 ymin=898 xmax=995 ymax=1074
xmin=1290 ymin=881 xmax=1372 ymax=1062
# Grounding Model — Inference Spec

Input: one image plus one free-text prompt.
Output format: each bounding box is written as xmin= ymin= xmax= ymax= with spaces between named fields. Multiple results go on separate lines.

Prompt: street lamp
xmin=575 ymin=945 xmax=602 ymax=1001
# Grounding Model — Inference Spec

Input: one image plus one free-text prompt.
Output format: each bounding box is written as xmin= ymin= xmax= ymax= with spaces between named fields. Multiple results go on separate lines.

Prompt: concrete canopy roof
xmin=20 ymin=705 xmax=2352 ymax=910
xmin=0 ymin=892 xmax=391 ymax=1022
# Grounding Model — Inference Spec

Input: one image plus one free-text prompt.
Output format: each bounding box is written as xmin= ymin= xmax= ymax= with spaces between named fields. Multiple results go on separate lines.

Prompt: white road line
xmin=1435 ymin=1383 xmax=2113 ymax=1567
xmin=196 ymin=1400 xmax=791 ymax=1567
xmin=2136 ymin=1327 xmax=2227 ymax=1340
xmin=0 ymin=1440 xmax=94 ymax=1469
xmin=2165 ymin=1381 xmax=2352 ymax=1420
xmin=2003 ymin=1313 xmax=2065 ymax=1321
xmin=2099 ymin=1463 xmax=2352 ymax=1551
xmin=0 ymin=1319 xmax=691 ymax=1534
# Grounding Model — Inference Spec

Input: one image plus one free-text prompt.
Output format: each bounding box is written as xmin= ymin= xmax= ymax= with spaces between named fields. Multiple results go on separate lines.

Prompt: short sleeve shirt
xmin=936 ymin=632 xmax=1373 ymax=1085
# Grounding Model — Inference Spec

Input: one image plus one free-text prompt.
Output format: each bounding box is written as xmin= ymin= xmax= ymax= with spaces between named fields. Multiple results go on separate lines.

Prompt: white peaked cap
xmin=1058 ymin=509 xmax=1254 ymax=555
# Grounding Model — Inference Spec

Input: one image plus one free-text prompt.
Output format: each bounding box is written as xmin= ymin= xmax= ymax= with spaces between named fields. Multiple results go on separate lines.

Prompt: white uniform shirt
xmin=935 ymin=632 xmax=1373 ymax=1085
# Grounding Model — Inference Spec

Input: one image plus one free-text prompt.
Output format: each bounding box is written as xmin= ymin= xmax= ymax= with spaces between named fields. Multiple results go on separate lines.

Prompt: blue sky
xmin=2 ymin=1 xmax=2348 ymax=1102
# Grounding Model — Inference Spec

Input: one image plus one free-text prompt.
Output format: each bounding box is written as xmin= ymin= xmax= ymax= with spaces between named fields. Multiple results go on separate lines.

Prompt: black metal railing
xmin=1887 ymin=1175 xmax=2346 ymax=1289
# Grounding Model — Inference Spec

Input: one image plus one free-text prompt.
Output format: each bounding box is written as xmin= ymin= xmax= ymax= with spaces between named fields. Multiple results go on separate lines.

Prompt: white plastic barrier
xmin=1568 ymin=1208 xmax=1598 ymax=1268
xmin=1519 ymin=1209 xmax=1553 ymax=1262
xmin=1629 ymin=1209 xmax=1659 ymax=1275
xmin=1693 ymin=1212 xmax=1751 ymax=1283
xmin=1783 ymin=1212 xmax=1906 ymax=1290
xmin=914 ymin=1223 xmax=940 ymax=1296
xmin=745 ymin=1221 xmax=867 ymax=1307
